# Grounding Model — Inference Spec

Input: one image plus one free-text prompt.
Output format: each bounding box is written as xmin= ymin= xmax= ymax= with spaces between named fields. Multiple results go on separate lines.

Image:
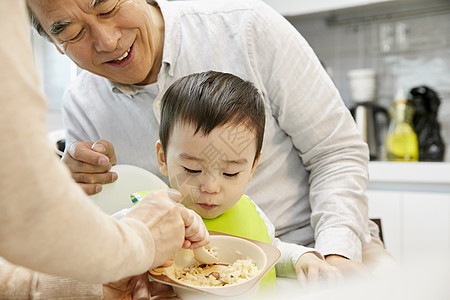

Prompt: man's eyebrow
xmin=50 ymin=0 xmax=108 ymax=35
xmin=50 ymin=20 xmax=72 ymax=35
xmin=89 ymin=0 xmax=108 ymax=9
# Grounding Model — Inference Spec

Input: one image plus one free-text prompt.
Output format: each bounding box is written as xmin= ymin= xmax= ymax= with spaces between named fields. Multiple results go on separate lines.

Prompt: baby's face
xmin=157 ymin=123 xmax=259 ymax=219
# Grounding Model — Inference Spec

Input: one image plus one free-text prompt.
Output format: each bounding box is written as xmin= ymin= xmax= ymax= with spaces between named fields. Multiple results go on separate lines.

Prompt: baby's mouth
xmin=199 ymin=203 xmax=218 ymax=210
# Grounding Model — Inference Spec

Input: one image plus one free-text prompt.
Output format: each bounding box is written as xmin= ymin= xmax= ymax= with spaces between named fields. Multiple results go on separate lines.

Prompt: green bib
xmin=203 ymin=195 xmax=277 ymax=288
xmin=133 ymin=192 xmax=276 ymax=288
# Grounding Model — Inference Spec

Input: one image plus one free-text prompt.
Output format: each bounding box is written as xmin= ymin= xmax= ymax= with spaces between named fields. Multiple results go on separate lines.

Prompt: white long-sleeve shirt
xmin=63 ymin=0 xmax=372 ymax=261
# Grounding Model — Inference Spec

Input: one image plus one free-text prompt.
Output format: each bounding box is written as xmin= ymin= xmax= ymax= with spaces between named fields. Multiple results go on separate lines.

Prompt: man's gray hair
xmin=27 ymin=5 xmax=51 ymax=41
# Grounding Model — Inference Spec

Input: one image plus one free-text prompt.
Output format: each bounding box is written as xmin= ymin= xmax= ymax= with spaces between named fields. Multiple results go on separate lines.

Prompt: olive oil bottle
xmin=385 ymin=89 xmax=419 ymax=161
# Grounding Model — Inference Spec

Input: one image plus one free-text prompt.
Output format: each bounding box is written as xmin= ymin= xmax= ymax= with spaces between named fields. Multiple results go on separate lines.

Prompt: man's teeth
xmin=115 ymin=48 xmax=130 ymax=62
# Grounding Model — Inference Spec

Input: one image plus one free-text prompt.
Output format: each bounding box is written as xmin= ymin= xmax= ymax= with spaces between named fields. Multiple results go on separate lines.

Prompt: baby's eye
xmin=184 ymin=167 xmax=201 ymax=174
xmin=223 ymin=172 xmax=239 ymax=178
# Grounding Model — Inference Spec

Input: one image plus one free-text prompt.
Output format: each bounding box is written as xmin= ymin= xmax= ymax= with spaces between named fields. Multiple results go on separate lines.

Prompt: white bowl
xmin=149 ymin=232 xmax=280 ymax=299
xmin=88 ymin=164 xmax=168 ymax=214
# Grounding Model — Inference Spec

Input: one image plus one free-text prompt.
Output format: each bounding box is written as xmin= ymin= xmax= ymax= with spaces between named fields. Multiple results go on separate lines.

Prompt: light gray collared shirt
xmin=62 ymin=0 xmax=371 ymax=265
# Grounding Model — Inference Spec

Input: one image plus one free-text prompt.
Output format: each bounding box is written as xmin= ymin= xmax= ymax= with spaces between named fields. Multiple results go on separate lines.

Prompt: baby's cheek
xmin=180 ymin=196 xmax=197 ymax=212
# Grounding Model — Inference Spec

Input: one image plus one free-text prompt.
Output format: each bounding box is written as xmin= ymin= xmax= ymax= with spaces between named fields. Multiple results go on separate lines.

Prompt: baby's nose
xmin=200 ymin=173 xmax=220 ymax=194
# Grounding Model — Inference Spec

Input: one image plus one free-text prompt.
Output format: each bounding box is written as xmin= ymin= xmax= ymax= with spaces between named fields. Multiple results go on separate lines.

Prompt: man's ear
xmin=249 ymin=152 xmax=261 ymax=182
xmin=155 ymin=140 xmax=168 ymax=176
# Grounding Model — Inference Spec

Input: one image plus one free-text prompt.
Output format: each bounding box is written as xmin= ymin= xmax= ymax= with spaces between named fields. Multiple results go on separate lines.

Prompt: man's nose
xmin=200 ymin=173 xmax=220 ymax=194
xmin=92 ymin=22 xmax=121 ymax=52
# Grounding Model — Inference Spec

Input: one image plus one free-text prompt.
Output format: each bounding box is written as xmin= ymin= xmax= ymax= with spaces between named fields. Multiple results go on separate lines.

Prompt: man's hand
xmin=325 ymin=254 xmax=372 ymax=279
xmin=102 ymin=273 xmax=180 ymax=300
xmin=125 ymin=189 xmax=209 ymax=269
xmin=62 ymin=139 xmax=117 ymax=195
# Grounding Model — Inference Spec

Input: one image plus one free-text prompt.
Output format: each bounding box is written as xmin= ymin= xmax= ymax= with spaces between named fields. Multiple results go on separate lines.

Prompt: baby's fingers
xmin=307 ymin=266 xmax=319 ymax=290
xmin=318 ymin=265 xmax=343 ymax=287
xmin=296 ymin=269 xmax=308 ymax=288
xmin=324 ymin=266 xmax=343 ymax=283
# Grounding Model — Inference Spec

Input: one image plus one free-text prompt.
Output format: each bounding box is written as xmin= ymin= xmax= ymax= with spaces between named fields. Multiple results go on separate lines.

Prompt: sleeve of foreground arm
xmin=0 ymin=260 xmax=103 ymax=299
xmin=0 ymin=0 xmax=155 ymax=284
xmin=249 ymin=1 xmax=371 ymax=261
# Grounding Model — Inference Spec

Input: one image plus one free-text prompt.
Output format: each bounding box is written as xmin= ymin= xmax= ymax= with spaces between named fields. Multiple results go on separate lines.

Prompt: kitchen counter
xmin=368 ymin=161 xmax=450 ymax=193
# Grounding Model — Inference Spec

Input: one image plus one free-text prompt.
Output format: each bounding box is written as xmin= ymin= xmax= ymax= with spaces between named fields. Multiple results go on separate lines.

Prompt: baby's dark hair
xmin=159 ymin=70 xmax=265 ymax=164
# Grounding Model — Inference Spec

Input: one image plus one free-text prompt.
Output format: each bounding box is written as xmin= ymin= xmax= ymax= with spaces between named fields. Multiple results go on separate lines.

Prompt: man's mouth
xmin=113 ymin=47 xmax=131 ymax=62
xmin=106 ymin=42 xmax=135 ymax=66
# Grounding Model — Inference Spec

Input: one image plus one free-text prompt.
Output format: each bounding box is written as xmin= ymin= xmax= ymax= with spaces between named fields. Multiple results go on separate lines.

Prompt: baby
xmin=151 ymin=70 xmax=341 ymax=288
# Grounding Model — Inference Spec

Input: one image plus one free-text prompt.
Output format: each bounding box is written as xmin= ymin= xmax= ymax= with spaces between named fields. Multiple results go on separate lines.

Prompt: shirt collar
xmin=108 ymin=80 xmax=159 ymax=98
xmin=157 ymin=0 xmax=180 ymax=77
xmin=106 ymin=80 xmax=143 ymax=98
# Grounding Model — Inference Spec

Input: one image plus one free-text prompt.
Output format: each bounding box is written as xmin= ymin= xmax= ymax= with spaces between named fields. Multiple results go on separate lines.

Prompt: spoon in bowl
xmin=193 ymin=246 xmax=219 ymax=264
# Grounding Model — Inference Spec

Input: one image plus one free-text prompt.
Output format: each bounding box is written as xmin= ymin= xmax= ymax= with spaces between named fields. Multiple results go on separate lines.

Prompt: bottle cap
xmin=394 ymin=87 xmax=407 ymax=103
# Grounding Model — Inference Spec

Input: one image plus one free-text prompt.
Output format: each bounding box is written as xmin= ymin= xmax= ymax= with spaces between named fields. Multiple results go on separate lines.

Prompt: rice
xmin=170 ymin=259 xmax=259 ymax=287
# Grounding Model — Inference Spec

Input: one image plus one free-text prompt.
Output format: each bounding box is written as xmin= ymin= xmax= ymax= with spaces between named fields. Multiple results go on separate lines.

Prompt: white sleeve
xmin=250 ymin=1 xmax=371 ymax=261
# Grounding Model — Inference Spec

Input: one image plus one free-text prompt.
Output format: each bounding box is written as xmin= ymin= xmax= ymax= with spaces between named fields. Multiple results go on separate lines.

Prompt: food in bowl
xmin=150 ymin=245 xmax=260 ymax=287
xmin=166 ymin=259 xmax=259 ymax=287
xmin=148 ymin=233 xmax=279 ymax=299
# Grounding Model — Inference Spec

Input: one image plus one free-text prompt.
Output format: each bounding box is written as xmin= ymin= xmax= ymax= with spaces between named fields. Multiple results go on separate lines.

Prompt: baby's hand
xmin=295 ymin=252 xmax=342 ymax=289
xmin=325 ymin=254 xmax=372 ymax=278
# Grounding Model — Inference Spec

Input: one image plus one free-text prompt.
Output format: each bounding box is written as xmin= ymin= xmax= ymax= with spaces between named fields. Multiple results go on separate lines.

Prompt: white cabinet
xmin=402 ymin=192 xmax=450 ymax=262
xmin=367 ymin=162 xmax=450 ymax=265
xmin=262 ymin=0 xmax=394 ymax=16
xmin=368 ymin=190 xmax=450 ymax=264
xmin=367 ymin=190 xmax=402 ymax=261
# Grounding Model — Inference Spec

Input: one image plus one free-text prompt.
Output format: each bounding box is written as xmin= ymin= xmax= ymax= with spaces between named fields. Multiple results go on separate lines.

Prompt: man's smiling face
xmin=27 ymin=0 xmax=165 ymax=85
